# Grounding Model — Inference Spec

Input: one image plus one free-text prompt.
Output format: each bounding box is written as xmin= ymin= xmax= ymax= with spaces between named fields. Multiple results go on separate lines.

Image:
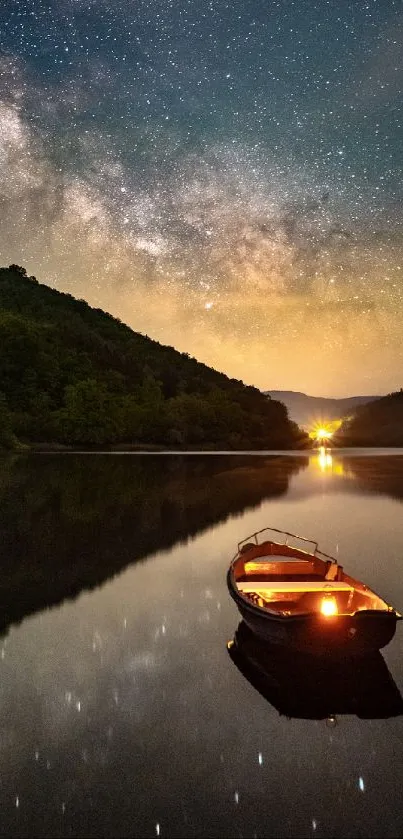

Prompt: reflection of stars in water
xmin=154 ymin=623 xmax=167 ymax=640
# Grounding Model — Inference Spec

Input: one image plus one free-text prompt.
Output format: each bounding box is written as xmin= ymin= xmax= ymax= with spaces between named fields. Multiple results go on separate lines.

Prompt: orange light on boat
xmin=320 ymin=596 xmax=338 ymax=617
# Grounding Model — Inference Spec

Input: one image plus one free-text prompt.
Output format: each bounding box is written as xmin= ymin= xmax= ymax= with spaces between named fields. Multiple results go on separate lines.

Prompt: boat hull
xmin=227 ymin=571 xmax=399 ymax=656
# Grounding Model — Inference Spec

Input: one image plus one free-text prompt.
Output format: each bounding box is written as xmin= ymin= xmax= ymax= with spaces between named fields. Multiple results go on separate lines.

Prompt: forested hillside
xmin=0 ymin=266 xmax=306 ymax=449
xmin=336 ymin=391 xmax=403 ymax=446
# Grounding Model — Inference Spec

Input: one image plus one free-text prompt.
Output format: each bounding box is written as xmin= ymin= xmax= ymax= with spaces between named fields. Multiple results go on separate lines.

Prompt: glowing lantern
xmin=320 ymin=595 xmax=338 ymax=617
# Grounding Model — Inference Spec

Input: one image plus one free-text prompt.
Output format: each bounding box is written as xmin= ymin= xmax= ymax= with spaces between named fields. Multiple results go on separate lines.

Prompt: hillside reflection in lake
xmin=0 ymin=453 xmax=306 ymax=637
xmin=0 ymin=451 xmax=403 ymax=838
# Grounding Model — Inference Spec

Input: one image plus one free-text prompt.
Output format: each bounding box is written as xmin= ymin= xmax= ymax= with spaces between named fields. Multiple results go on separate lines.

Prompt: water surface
xmin=0 ymin=451 xmax=403 ymax=838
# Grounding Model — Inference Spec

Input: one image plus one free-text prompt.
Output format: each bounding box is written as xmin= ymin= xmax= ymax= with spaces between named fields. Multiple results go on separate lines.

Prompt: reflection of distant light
xmin=234 ymin=791 xmax=239 ymax=804
xmin=359 ymin=777 xmax=365 ymax=792
xmin=312 ymin=820 xmax=317 ymax=831
xmin=258 ymin=752 xmax=263 ymax=765
xmin=333 ymin=462 xmax=345 ymax=476
xmin=156 ymin=824 xmax=160 ymax=837
xmin=318 ymin=448 xmax=333 ymax=472
xmin=311 ymin=452 xmax=347 ymax=476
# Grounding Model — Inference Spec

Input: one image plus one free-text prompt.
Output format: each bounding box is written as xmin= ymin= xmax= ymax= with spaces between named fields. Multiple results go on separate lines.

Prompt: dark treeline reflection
xmin=342 ymin=456 xmax=403 ymax=503
xmin=0 ymin=453 xmax=307 ymax=637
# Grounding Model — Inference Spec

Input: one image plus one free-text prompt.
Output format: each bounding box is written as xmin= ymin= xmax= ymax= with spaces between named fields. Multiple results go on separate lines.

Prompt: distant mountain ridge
xmin=264 ymin=390 xmax=380 ymax=428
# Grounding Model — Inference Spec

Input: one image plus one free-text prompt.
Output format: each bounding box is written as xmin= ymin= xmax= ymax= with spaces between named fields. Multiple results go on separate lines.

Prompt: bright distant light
xmin=320 ymin=596 xmax=338 ymax=617
xmin=316 ymin=428 xmax=332 ymax=440
xmin=309 ymin=419 xmax=342 ymax=442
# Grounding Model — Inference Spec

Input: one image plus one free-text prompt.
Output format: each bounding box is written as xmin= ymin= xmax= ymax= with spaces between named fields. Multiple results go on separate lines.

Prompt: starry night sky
xmin=0 ymin=0 xmax=402 ymax=396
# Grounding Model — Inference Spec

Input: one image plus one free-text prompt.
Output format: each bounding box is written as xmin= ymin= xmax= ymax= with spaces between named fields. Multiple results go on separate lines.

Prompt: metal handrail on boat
xmin=236 ymin=527 xmax=338 ymax=564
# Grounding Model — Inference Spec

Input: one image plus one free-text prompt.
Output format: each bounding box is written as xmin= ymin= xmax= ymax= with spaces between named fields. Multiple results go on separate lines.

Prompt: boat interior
xmin=233 ymin=540 xmax=393 ymax=618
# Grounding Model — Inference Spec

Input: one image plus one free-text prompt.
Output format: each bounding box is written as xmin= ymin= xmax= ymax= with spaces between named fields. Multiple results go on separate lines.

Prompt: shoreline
xmin=2 ymin=445 xmax=403 ymax=456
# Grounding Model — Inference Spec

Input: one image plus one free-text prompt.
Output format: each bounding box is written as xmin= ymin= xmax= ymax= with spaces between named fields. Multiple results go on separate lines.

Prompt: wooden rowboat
xmin=227 ymin=527 xmax=401 ymax=656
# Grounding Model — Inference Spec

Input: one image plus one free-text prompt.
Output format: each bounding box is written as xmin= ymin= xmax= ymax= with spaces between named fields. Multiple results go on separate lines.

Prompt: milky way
xmin=0 ymin=0 xmax=402 ymax=395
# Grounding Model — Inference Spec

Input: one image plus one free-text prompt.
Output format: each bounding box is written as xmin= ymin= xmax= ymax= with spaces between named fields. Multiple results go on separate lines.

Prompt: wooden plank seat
xmin=244 ymin=559 xmax=326 ymax=574
xmin=237 ymin=581 xmax=353 ymax=594
xmin=243 ymin=559 xmax=343 ymax=582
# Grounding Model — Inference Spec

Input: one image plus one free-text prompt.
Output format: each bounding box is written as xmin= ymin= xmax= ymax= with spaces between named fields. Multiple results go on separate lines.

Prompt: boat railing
xmin=236 ymin=527 xmax=338 ymax=564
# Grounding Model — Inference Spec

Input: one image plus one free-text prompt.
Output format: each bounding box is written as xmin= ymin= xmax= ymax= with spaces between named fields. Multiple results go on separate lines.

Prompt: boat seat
xmin=237 ymin=581 xmax=353 ymax=594
xmin=243 ymin=559 xmax=321 ymax=576
xmin=237 ymin=574 xmax=326 ymax=583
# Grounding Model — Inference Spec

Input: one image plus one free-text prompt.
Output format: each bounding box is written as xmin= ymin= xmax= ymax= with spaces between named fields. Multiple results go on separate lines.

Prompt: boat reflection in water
xmin=228 ymin=621 xmax=403 ymax=722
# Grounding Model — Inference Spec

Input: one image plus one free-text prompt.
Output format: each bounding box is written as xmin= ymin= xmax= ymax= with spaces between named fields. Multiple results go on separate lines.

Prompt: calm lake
xmin=1 ymin=450 xmax=403 ymax=838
